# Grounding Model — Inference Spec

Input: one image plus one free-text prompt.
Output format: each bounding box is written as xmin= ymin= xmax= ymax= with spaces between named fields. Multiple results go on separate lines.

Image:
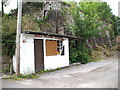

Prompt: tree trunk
xmin=93 ymin=37 xmax=97 ymax=46
xmin=2 ymin=1 xmax=4 ymax=17
xmin=56 ymin=10 xmax=58 ymax=34
xmin=105 ymin=30 xmax=112 ymax=48
xmin=86 ymin=39 xmax=92 ymax=50
xmin=99 ymin=32 xmax=104 ymax=46
xmin=10 ymin=59 xmax=13 ymax=74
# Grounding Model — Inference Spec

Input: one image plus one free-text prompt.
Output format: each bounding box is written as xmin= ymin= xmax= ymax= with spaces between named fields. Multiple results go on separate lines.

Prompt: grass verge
xmin=2 ymin=67 xmax=62 ymax=80
xmin=2 ymin=73 xmax=39 ymax=81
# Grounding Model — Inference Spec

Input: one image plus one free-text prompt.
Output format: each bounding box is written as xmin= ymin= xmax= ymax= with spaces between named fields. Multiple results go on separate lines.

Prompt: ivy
xmin=2 ymin=15 xmax=17 ymax=59
xmin=2 ymin=33 xmax=16 ymax=58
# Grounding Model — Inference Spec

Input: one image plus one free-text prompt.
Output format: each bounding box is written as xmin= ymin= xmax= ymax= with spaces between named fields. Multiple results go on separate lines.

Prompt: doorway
xmin=34 ymin=39 xmax=44 ymax=72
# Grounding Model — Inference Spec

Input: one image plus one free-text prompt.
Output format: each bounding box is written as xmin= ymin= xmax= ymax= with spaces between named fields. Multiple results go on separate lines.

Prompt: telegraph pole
xmin=16 ymin=0 xmax=22 ymax=77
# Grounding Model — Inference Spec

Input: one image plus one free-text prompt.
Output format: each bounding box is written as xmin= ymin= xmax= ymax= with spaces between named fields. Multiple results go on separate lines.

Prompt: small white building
xmin=13 ymin=31 xmax=76 ymax=74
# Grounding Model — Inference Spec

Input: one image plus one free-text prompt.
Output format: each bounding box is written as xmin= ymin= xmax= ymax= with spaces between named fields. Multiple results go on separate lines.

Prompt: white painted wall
xmin=20 ymin=34 xmax=35 ymax=74
xmin=13 ymin=33 xmax=69 ymax=74
xmin=44 ymin=38 xmax=69 ymax=70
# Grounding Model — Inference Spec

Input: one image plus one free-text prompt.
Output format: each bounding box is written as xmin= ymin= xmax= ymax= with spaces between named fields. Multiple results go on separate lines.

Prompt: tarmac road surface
xmin=2 ymin=57 xmax=118 ymax=88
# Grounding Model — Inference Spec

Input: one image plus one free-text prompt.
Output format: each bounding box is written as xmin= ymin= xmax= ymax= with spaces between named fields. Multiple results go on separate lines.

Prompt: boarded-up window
xmin=46 ymin=40 xmax=57 ymax=56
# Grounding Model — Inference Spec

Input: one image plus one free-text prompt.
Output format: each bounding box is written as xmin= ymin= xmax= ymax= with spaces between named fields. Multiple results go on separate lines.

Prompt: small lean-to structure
xmin=13 ymin=30 xmax=77 ymax=74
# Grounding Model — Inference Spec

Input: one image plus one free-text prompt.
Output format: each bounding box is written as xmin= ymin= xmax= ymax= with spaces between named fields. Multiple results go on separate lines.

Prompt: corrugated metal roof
xmin=21 ymin=30 xmax=80 ymax=39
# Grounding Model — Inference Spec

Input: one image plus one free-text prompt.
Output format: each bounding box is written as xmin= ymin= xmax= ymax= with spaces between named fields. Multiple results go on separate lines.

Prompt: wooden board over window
xmin=46 ymin=40 xmax=57 ymax=56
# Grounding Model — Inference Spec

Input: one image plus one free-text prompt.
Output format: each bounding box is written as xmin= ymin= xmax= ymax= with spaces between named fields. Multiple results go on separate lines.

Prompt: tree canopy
xmin=68 ymin=2 xmax=114 ymax=39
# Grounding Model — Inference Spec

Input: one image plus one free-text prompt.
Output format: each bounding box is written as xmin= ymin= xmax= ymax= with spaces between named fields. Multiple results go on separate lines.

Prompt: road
xmin=2 ymin=57 xmax=118 ymax=88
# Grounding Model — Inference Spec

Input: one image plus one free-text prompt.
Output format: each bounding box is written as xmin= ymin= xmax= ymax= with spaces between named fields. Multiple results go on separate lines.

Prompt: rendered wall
xmin=44 ymin=38 xmax=69 ymax=70
xmin=13 ymin=33 xmax=69 ymax=74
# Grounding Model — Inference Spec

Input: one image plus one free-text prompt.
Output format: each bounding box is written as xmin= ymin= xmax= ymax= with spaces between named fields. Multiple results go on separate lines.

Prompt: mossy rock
xmin=116 ymin=46 xmax=120 ymax=51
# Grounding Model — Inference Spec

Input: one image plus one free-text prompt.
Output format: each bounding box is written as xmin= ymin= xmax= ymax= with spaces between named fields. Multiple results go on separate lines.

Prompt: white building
xmin=13 ymin=31 xmax=76 ymax=74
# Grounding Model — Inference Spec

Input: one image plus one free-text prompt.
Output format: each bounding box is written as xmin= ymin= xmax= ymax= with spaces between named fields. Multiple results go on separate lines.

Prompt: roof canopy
xmin=22 ymin=30 xmax=80 ymax=40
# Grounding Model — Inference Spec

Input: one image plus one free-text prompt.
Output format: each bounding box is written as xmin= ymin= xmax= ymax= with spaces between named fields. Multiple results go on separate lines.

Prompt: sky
xmin=1 ymin=0 xmax=120 ymax=16
xmin=102 ymin=0 xmax=119 ymax=16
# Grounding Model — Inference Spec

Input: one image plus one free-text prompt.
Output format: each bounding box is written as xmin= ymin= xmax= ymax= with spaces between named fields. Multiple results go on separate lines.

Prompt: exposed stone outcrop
xmin=21 ymin=2 xmax=73 ymax=36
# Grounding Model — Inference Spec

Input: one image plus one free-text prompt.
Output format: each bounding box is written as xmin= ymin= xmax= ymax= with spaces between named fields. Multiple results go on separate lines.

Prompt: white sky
xmin=102 ymin=0 xmax=119 ymax=16
xmin=0 ymin=0 xmax=119 ymax=16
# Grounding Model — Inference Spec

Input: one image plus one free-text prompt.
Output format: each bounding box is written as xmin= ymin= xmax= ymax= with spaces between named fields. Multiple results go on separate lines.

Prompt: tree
xmin=1 ymin=0 xmax=9 ymax=17
xmin=67 ymin=1 xmax=115 ymax=63
xmin=111 ymin=15 xmax=119 ymax=37
xmin=2 ymin=15 xmax=17 ymax=74
xmin=68 ymin=2 xmax=113 ymax=46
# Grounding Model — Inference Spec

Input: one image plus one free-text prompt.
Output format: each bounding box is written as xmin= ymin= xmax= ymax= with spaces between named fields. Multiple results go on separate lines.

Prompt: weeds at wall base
xmin=2 ymin=73 xmax=39 ymax=80
xmin=2 ymin=67 xmax=62 ymax=80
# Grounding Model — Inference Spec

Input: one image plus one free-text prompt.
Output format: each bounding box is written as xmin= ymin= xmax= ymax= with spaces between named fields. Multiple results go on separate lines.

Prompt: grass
xmin=36 ymin=67 xmax=62 ymax=74
xmin=2 ymin=77 xmax=10 ymax=79
xmin=2 ymin=67 xmax=62 ymax=81
xmin=19 ymin=74 xmax=39 ymax=79
xmin=90 ymin=44 xmax=118 ymax=62
xmin=2 ymin=73 xmax=39 ymax=81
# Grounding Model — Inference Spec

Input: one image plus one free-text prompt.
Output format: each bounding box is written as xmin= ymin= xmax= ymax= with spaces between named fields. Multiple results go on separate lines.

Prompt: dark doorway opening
xmin=34 ymin=39 xmax=44 ymax=72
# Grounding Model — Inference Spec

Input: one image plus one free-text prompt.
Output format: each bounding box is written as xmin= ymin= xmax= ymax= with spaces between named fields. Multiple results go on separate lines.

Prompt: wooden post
xmin=16 ymin=0 xmax=22 ymax=77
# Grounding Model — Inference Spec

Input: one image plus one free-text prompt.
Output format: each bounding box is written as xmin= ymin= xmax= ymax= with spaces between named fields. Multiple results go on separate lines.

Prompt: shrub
xmin=22 ymin=14 xmax=41 ymax=31
xmin=70 ymin=47 xmax=90 ymax=64
xmin=77 ymin=51 xmax=90 ymax=64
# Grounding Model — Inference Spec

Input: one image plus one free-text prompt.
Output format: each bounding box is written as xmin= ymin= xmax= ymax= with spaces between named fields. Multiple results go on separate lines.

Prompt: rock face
xmin=22 ymin=2 xmax=73 ymax=36
xmin=42 ymin=2 xmax=66 ymax=35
